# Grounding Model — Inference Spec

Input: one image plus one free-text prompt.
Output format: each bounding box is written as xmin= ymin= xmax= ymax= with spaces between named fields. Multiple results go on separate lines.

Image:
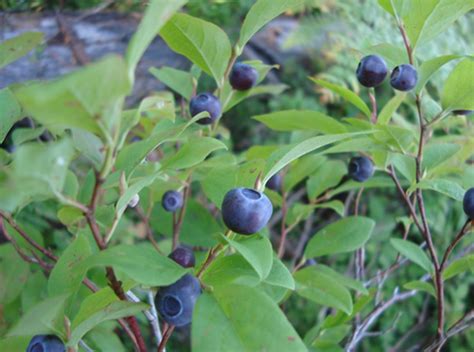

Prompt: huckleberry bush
xmin=0 ymin=0 xmax=473 ymax=351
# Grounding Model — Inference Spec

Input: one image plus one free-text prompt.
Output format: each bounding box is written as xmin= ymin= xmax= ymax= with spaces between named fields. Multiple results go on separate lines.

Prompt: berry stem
xmin=197 ymin=229 xmax=232 ymax=278
xmin=369 ymin=89 xmax=377 ymax=123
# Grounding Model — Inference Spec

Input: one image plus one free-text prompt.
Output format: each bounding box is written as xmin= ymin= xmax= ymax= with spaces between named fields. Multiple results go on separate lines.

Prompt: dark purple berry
xmin=155 ymin=274 xmax=201 ymax=327
xmin=229 ymin=63 xmax=259 ymax=91
xmin=266 ymin=173 xmax=282 ymax=192
xmin=356 ymin=55 xmax=388 ymax=87
xmin=453 ymin=110 xmax=473 ymax=116
xmin=162 ymin=191 xmax=183 ymax=212
xmin=221 ymin=188 xmax=273 ymax=235
xmin=348 ymin=156 xmax=374 ymax=182
xmin=169 ymin=246 xmax=195 ymax=268
xmin=390 ymin=64 xmax=418 ymax=91
xmin=27 ymin=335 xmax=65 ymax=352
xmin=463 ymin=188 xmax=474 ymax=219
xmin=189 ymin=93 xmax=222 ymax=125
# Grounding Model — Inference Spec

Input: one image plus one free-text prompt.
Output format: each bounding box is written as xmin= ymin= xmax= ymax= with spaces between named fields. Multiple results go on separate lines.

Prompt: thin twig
xmin=0 ymin=217 xmax=140 ymax=350
xmin=172 ymin=176 xmax=192 ymax=250
xmin=277 ymin=189 xmax=289 ymax=258
xmin=425 ymin=309 xmax=474 ymax=351
xmin=0 ymin=210 xmax=58 ymax=261
xmin=387 ymin=167 xmax=424 ymax=235
xmin=290 ymin=213 xmax=315 ymax=268
xmin=197 ymin=229 xmax=232 ymax=278
xmin=136 ymin=206 xmax=162 ymax=253
xmin=126 ymin=290 xmax=162 ymax=347
xmin=398 ymin=18 xmax=445 ymax=339
xmin=346 ymin=288 xmax=418 ymax=351
xmin=157 ymin=324 xmax=175 ymax=352
xmin=440 ymin=220 xmax=472 ymax=270
xmin=85 ymin=173 xmax=147 ymax=352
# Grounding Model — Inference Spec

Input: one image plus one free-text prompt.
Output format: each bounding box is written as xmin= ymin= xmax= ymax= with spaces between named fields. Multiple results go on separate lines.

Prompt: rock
xmin=0 ymin=12 xmax=310 ymax=104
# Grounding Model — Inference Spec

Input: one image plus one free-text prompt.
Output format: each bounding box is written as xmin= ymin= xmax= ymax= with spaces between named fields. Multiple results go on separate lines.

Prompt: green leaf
xmin=86 ymin=327 xmax=127 ymax=352
xmin=126 ymin=0 xmax=187 ymax=80
xmin=71 ymin=129 xmax=104 ymax=169
xmin=287 ymin=201 xmax=345 ymax=225
xmin=223 ymin=235 xmax=273 ymax=280
xmin=237 ymin=0 xmax=305 ymax=53
xmin=306 ymin=160 xmax=346 ymax=199
xmin=443 ymin=254 xmax=474 ymax=280
xmin=284 ymin=154 xmax=326 ymax=192
xmin=0 ymin=139 xmax=76 ymax=212
xmin=262 ymin=132 xmax=370 ymax=185
xmin=441 ymin=58 xmax=474 ymax=111
xmin=0 ymin=88 xmax=23 ymax=143
xmin=304 ymin=217 xmax=375 ymax=258
xmin=8 ymin=294 xmax=69 ymax=337
xmin=116 ymin=174 xmax=157 ymax=216
xmin=254 ymin=110 xmax=347 ymax=134
xmin=310 ymin=78 xmax=371 ymax=118
xmin=201 ymin=164 xmax=237 ymax=207
xmin=161 ymin=137 xmax=227 ymax=170
xmin=23 ymin=282 xmax=50 ymax=319
xmin=70 ymin=301 xmax=148 ymax=345
xmin=0 ymin=337 xmax=29 ymax=351
xmin=314 ymin=264 xmax=368 ymax=295
xmin=201 ymin=254 xmax=260 ymax=288
xmin=48 ymin=235 xmax=92 ymax=297
xmin=294 ymin=266 xmax=353 ymax=314
xmin=328 ymin=176 xmax=395 ymax=197
xmin=377 ymin=93 xmax=406 ymax=125
xmin=403 ymin=0 xmax=474 ymax=49
xmin=192 ymin=285 xmax=306 ymax=352
xmin=415 ymin=55 xmax=462 ymax=93
xmin=224 ymin=84 xmax=288 ymax=112
xmin=149 ymin=66 xmax=194 ymax=100
xmin=311 ymin=325 xmax=350 ymax=349
xmin=57 ymin=206 xmax=83 ymax=227
xmin=0 ymin=245 xmax=30 ymax=304
xmin=11 ymin=127 xmax=46 ymax=146
xmin=14 ymin=55 xmax=131 ymax=136
xmin=115 ymin=116 xmax=201 ymax=176
xmin=0 ymin=32 xmax=43 ymax=68
xmin=86 ymin=244 xmax=187 ymax=286
xmin=423 ymin=143 xmax=461 ymax=171
xmin=151 ymin=198 xmax=223 ymax=247
xmin=376 ymin=0 xmax=394 ymax=14
xmin=403 ymin=280 xmax=436 ymax=297
xmin=391 ymin=153 xmax=416 ymax=183
xmin=364 ymin=43 xmax=408 ymax=68
xmin=265 ymin=256 xmax=295 ymax=290
xmin=414 ymin=179 xmax=465 ymax=201
xmin=161 ymin=13 xmax=231 ymax=86
xmin=390 ymin=239 xmax=434 ymax=274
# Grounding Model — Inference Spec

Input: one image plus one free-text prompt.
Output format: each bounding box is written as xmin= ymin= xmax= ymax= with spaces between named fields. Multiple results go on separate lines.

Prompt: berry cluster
xmin=189 ymin=63 xmax=258 ymax=124
xmin=356 ymin=54 xmax=418 ymax=91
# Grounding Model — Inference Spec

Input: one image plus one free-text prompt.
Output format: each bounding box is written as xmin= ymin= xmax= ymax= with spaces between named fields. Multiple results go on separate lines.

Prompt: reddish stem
xmin=158 ymin=324 xmax=175 ymax=352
